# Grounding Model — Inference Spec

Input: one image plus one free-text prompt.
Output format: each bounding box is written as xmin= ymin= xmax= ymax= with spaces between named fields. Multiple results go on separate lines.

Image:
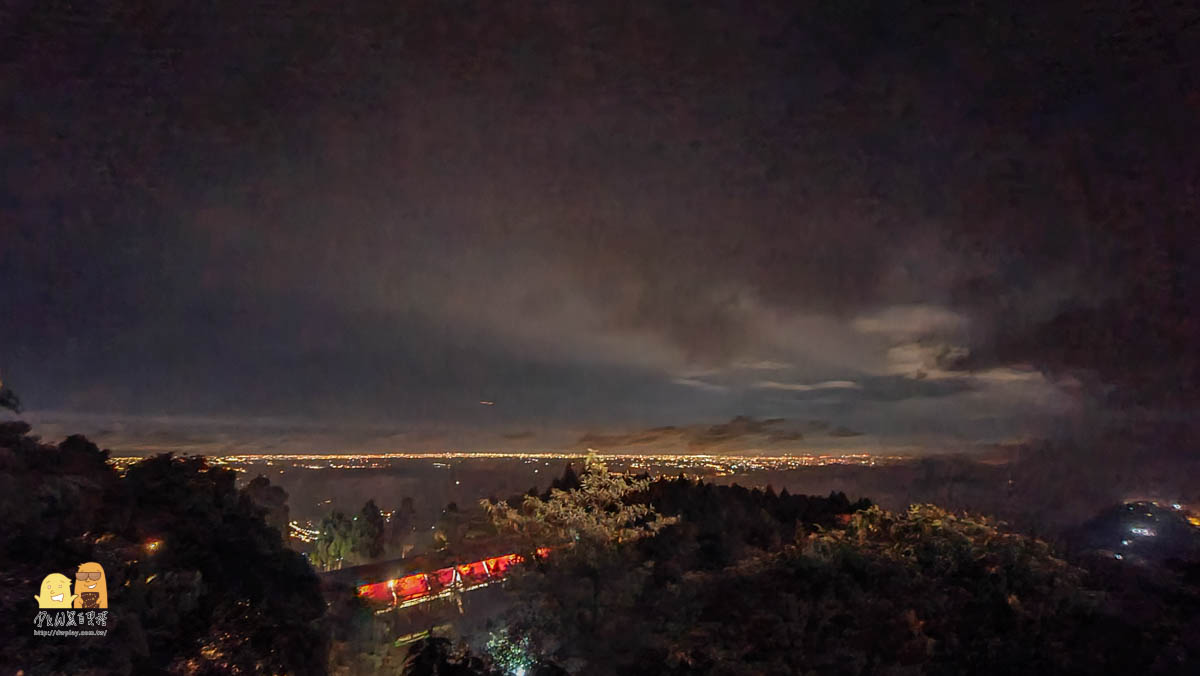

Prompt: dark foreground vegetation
xmin=409 ymin=461 xmax=1200 ymax=675
xmin=2 ymin=421 xmax=1197 ymax=675
xmin=0 ymin=422 xmax=326 ymax=675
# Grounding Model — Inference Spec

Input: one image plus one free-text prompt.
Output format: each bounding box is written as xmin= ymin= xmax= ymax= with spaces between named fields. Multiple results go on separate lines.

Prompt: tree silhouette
xmin=0 ymin=425 xmax=326 ymax=675
xmin=0 ymin=372 xmax=21 ymax=413
xmin=402 ymin=637 xmax=502 ymax=676
xmin=311 ymin=511 xmax=356 ymax=570
xmin=483 ymin=455 xmax=676 ymax=552
xmin=241 ymin=474 xmax=290 ymax=542
xmin=354 ymin=499 xmax=386 ymax=561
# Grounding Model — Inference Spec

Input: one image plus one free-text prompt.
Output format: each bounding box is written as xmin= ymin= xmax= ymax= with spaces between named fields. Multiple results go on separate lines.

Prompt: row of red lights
xmin=356 ymin=548 xmax=550 ymax=605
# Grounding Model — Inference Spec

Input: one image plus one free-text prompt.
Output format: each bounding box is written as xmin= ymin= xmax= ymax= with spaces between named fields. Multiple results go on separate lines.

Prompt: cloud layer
xmin=2 ymin=1 xmax=1195 ymax=452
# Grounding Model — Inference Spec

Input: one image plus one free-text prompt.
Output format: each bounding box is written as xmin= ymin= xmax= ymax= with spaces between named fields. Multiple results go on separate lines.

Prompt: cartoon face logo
xmin=73 ymin=562 xmax=108 ymax=609
xmin=35 ymin=573 xmax=77 ymax=608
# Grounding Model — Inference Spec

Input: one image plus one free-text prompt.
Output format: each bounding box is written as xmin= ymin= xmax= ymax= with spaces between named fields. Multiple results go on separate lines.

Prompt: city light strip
xmin=110 ymin=450 xmax=907 ymax=471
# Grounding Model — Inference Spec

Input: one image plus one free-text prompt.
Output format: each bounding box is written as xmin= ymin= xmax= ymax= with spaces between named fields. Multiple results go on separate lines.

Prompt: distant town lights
xmin=109 ymin=451 xmax=909 ymax=473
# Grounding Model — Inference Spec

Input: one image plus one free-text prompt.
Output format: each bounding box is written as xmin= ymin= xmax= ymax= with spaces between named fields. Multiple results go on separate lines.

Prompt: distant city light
xmin=1121 ymin=539 xmax=1130 ymax=546
xmin=1129 ymin=526 xmax=1156 ymax=537
xmin=1172 ymin=503 xmax=1182 ymax=510
xmin=289 ymin=521 xmax=320 ymax=543
xmin=109 ymin=450 xmax=909 ymax=474
xmin=1114 ymin=553 xmax=1123 ymax=560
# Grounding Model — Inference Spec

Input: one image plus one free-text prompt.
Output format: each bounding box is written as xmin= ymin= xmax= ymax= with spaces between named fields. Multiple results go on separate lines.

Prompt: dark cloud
xmin=778 ymin=375 xmax=977 ymax=403
xmin=953 ymin=296 xmax=1200 ymax=408
xmin=830 ymin=426 xmax=865 ymax=438
xmin=2 ymin=1 xmax=1196 ymax=450
xmin=578 ymin=416 xmax=871 ymax=452
xmin=690 ymin=416 xmax=784 ymax=446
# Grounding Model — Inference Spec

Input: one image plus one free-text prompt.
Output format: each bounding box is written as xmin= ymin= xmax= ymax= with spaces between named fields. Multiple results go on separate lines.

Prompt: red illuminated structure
xmin=355 ymin=550 xmax=544 ymax=611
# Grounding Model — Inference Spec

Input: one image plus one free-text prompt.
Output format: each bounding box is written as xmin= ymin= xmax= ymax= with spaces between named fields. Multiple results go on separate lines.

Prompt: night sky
xmin=3 ymin=2 xmax=1197 ymax=453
